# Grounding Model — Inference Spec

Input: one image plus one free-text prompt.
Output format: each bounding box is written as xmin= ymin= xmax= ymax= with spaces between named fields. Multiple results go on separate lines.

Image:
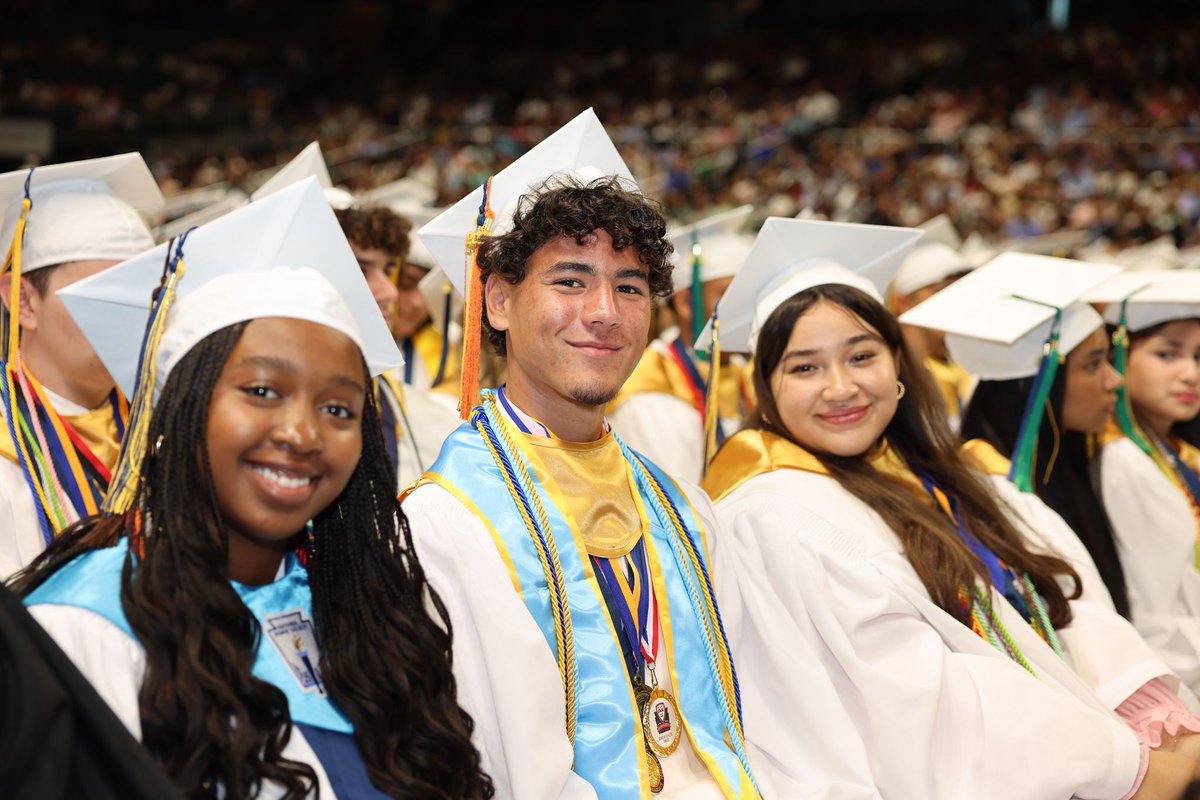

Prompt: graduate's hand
xmin=1133 ymin=750 xmax=1200 ymax=800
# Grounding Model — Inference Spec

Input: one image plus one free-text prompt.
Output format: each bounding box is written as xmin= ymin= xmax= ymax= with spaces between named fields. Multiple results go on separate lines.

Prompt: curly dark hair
xmin=475 ymin=175 xmax=673 ymax=355
xmin=16 ymin=323 xmax=493 ymax=800
xmin=335 ymin=205 xmax=412 ymax=260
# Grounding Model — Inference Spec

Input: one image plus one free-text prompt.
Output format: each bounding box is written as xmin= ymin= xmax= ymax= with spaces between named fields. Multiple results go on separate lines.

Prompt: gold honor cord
xmin=473 ymin=392 xmax=580 ymax=746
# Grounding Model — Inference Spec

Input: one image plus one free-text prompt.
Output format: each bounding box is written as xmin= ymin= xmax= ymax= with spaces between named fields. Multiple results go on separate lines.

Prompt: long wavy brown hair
xmin=747 ymin=284 xmax=1080 ymax=627
xmin=17 ymin=322 xmax=493 ymax=800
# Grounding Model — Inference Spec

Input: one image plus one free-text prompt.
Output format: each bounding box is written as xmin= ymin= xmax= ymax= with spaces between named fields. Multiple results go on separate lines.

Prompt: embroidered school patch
xmin=265 ymin=610 xmax=326 ymax=696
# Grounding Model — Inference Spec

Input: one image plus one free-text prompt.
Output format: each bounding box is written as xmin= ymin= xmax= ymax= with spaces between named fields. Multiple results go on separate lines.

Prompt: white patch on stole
xmin=264 ymin=609 xmax=327 ymax=696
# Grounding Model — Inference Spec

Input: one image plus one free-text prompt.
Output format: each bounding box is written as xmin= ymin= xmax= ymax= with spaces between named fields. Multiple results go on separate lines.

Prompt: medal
xmin=642 ymin=686 xmax=682 ymax=757
xmin=645 ymin=748 xmax=665 ymax=793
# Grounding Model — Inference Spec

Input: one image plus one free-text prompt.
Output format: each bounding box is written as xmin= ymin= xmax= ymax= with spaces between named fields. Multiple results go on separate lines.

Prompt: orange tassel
xmin=458 ymin=177 xmax=496 ymax=420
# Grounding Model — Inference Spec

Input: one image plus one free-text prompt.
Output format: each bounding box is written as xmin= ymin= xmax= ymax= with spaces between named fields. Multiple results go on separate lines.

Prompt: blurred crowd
xmin=3 ymin=3 xmax=1200 ymax=252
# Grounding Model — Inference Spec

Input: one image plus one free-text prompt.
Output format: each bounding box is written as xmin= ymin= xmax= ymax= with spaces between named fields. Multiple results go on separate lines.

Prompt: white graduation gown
xmin=609 ymin=392 xmax=706 ymax=485
xmin=713 ymin=468 xmax=1145 ymax=800
xmin=384 ymin=382 xmax=462 ymax=491
xmin=1102 ymin=437 xmax=1200 ymax=692
xmin=403 ymin=478 xmax=878 ymax=799
xmin=27 ymin=604 xmax=339 ymax=799
xmin=1 ymin=390 xmax=95 ymax=582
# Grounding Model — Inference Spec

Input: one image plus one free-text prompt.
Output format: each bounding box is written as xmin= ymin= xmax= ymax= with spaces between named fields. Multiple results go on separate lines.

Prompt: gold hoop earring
xmin=896 ymin=380 xmax=906 ymax=400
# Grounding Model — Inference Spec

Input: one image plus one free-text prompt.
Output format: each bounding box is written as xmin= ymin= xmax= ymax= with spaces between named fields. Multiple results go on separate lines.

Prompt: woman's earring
xmin=896 ymin=380 xmax=907 ymax=400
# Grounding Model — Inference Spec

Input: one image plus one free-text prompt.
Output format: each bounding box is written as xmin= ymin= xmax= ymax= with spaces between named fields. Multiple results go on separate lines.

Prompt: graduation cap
xmin=250 ymin=141 xmax=334 ymax=201
xmin=155 ymin=189 xmax=248 ymax=243
xmin=668 ymin=205 xmax=754 ymax=345
xmin=1084 ymin=269 xmax=1200 ymax=459
xmin=58 ymin=177 xmax=401 ymax=513
xmin=358 ymin=177 xmax=438 ymax=211
xmin=1085 ymin=270 xmax=1200 ymax=333
xmin=891 ymin=242 xmax=972 ymax=297
xmin=0 ymin=153 xmax=164 ymax=275
xmin=417 ymin=107 xmax=636 ymax=417
xmin=690 ymin=217 xmax=922 ymax=472
xmin=694 ymin=218 xmax=924 ymax=356
xmin=899 ymin=252 xmax=1120 ymax=491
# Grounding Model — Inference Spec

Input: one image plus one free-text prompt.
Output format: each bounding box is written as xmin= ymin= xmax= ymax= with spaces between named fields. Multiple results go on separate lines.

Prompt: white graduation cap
xmin=1112 ymin=237 xmax=1183 ymax=272
xmin=418 ymin=264 xmax=463 ymax=341
xmin=155 ymin=189 xmax=248 ymax=242
xmin=891 ymin=242 xmax=973 ymax=297
xmin=1085 ymin=269 xmax=1200 ymax=332
xmin=694 ymin=218 xmax=924 ymax=354
xmin=250 ymin=141 xmax=334 ymax=202
xmin=899 ymin=252 xmax=1120 ymax=380
xmin=667 ymin=205 xmax=754 ymax=292
xmin=388 ymin=204 xmax=443 ymax=270
xmin=358 ymin=177 xmax=438 ymax=211
xmin=917 ymin=213 xmax=963 ymax=251
xmin=0 ymin=153 xmax=165 ymax=273
xmin=417 ymin=107 xmax=635 ymax=295
xmin=998 ymin=229 xmax=1087 ymax=257
xmin=58 ymin=177 xmax=402 ymax=401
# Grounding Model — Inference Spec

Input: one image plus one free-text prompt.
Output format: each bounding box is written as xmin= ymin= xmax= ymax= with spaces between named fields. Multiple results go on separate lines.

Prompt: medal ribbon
xmin=666 ymin=337 xmax=706 ymax=417
xmin=592 ymin=542 xmax=661 ymax=680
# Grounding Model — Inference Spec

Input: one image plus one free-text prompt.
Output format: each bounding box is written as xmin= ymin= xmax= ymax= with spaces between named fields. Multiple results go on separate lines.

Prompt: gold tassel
xmin=103 ymin=240 xmax=189 ymax=514
xmin=702 ymin=316 xmax=722 ymax=475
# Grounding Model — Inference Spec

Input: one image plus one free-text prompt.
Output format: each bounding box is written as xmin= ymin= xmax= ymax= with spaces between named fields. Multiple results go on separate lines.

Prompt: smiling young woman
xmin=1096 ymin=281 xmax=1200 ymax=697
xmin=14 ymin=182 xmax=492 ymax=800
xmin=702 ymin=219 xmax=1200 ymax=800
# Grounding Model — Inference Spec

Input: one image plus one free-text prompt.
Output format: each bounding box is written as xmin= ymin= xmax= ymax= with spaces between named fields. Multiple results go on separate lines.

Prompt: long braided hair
xmin=18 ymin=322 xmax=493 ymax=799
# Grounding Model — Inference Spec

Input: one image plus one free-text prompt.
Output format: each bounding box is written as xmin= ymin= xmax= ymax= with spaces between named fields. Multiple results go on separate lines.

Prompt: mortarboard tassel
xmin=701 ymin=307 xmax=722 ymax=476
xmin=0 ymin=170 xmax=57 ymax=536
xmin=103 ymin=230 xmax=190 ymax=514
xmin=1007 ymin=308 xmax=1063 ymax=493
xmin=690 ymin=232 xmax=708 ymax=362
xmin=458 ymin=177 xmax=495 ymax=420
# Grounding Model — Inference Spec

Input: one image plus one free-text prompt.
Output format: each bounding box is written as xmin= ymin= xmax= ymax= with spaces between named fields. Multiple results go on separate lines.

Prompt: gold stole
xmin=702 ymin=428 xmax=925 ymax=504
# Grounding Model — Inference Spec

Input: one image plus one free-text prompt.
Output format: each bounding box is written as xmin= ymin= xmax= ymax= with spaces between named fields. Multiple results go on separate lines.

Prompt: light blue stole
xmin=423 ymin=401 xmax=755 ymax=798
xmin=25 ymin=539 xmax=352 ymax=733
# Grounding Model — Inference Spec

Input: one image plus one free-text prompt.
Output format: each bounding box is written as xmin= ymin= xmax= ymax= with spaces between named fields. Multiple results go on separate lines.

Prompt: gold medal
xmin=642 ymin=687 xmax=682 ymax=757
xmin=645 ymin=748 xmax=664 ymax=794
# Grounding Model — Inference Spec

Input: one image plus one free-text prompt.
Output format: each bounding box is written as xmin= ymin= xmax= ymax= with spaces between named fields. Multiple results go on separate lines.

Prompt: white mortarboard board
xmin=418 ymin=264 xmax=463 ymax=338
xmin=59 ymin=177 xmax=402 ymax=401
xmin=899 ymin=252 xmax=1120 ymax=380
xmin=892 ymin=242 xmax=972 ymax=297
xmin=249 ymin=141 xmax=334 ymax=202
xmin=418 ymin=107 xmax=635 ymax=295
xmin=999 ymin=230 xmax=1087 ymax=257
xmin=667 ymin=205 xmax=754 ymax=292
xmin=917 ymin=213 xmax=963 ymax=251
xmin=155 ymin=189 xmax=248 ymax=242
xmin=358 ymin=177 xmax=438 ymax=211
xmin=946 ymin=303 xmax=1106 ymax=381
xmin=1112 ymin=237 xmax=1183 ymax=272
xmin=389 ymin=204 xmax=443 ymax=270
xmin=161 ymin=184 xmax=236 ymax=219
xmin=0 ymin=153 xmax=165 ymax=273
xmin=694 ymin=218 xmax=924 ymax=354
xmin=1085 ymin=269 xmax=1200 ymax=332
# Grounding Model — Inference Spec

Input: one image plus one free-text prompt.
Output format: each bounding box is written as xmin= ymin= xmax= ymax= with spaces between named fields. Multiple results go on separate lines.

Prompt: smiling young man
xmin=0 ymin=154 xmax=163 ymax=578
xmin=401 ymin=110 xmax=764 ymax=798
